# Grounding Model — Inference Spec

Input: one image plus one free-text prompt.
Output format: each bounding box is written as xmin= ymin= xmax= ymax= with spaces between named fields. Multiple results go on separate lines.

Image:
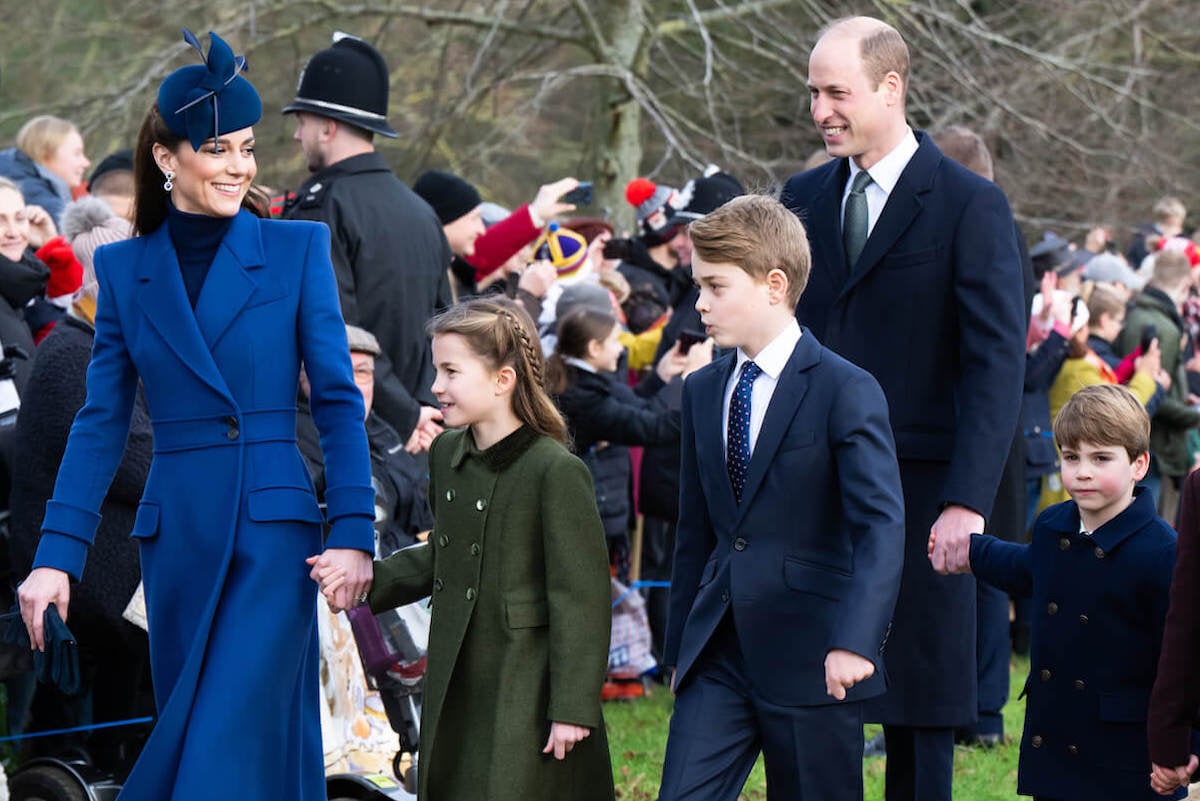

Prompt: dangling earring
xmin=163 ymin=171 xmax=174 ymax=192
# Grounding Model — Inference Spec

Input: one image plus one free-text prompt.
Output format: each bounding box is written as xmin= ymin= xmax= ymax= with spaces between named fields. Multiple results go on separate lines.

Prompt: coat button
xmin=225 ymin=416 xmax=239 ymax=440
xmin=470 ymin=543 xmax=481 ymax=556
xmin=1068 ymin=744 xmax=1079 ymax=756
xmin=1047 ymin=602 xmax=1058 ymax=615
xmin=1078 ymin=614 xmax=1089 ymax=625
xmin=733 ymin=537 xmax=747 ymax=551
xmin=475 ymin=498 xmax=488 ymax=511
xmin=721 ymin=591 xmax=730 ymax=604
xmin=1094 ymin=547 xmax=1106 ymax=559
xmin=466 ymin=588 xmax=476 ymax=601
xmin=1059 ymin=537 xmax=1070 ymax=551
xmin=438 ymin=535 xmax=449 ymax=548
xmin=445 ymin=489 xmax=456 ymax=502
xmin=1040 ymin=669 xmax=1051 ymax=681
xmin=433 ymin=578 xmax=444 ymax=592
xmin=1073 ymin=679 xmax=1085 ymax=690
xmin=1031 ymin=735 xmax=1043 ymax=748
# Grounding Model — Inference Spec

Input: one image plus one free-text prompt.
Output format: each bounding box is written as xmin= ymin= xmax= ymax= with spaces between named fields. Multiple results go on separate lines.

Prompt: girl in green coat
xmin=318 ymin=297 xmax=615 ymax=801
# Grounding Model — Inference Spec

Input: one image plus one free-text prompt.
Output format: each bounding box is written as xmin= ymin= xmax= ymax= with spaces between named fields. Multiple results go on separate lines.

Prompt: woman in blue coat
xmin=17 ymin=31 xmax=375 ymax=801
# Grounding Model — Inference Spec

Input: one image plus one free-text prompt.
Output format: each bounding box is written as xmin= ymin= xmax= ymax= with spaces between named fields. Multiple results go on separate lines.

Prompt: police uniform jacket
xmin=368 ymin=425 xmax=615 ymax=801
xmin=285 ymin=152 xmax=454 ymax=438
xmin=970 ymin=490 xmax=1181 ymax=800
xmin=31 ymin=211 xmax=376 ymax=801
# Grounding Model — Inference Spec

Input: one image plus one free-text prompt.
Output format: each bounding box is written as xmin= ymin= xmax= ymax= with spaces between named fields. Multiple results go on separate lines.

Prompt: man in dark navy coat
xmin=780 ymin=17 xmax=1025 ymax=801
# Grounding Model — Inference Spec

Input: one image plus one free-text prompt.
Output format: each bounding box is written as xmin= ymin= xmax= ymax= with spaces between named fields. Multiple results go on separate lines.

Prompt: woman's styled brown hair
xmin=132 ymin=103 xmax=268 ymax=237
xmin=428 ymin=297 xmax=568 ymax=444
xmin=545 ymin=307 xmax=619 ymax=395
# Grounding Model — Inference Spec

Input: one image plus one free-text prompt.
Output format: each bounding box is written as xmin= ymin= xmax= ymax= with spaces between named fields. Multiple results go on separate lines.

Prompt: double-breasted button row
xmin=733 ymin=537 xmax=747 ymax=551
xmin=225 ymin=415 xmax=239 ymax=440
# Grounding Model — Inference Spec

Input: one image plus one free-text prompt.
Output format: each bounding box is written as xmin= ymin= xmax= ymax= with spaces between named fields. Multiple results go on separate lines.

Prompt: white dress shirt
xmin=721 ymin=319 xmax=802 ymax=456
xmin=840 ymin=127 xmax=920 ymax=237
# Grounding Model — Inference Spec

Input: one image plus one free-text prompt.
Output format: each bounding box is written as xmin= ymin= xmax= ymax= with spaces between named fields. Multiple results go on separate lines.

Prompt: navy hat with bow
xmin=157 ymin=29 xmax=262 ymax=151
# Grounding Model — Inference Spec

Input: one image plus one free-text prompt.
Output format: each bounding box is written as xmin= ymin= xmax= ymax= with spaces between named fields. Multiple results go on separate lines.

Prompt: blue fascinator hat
xmin=157 ymin=29 xmax=262 ymax=151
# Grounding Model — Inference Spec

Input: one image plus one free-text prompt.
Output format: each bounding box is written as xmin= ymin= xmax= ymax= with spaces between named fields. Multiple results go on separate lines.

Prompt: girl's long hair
xmin=428 ymin=297 xmax=568 ymax=444
xmin=545 ymin=307 xmax=619 ymax=395
xmin=132 ymin=102 xmax=268 ymax=236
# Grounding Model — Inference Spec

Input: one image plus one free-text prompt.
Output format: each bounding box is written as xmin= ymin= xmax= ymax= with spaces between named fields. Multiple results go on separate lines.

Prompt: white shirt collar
xmin=848 ymin=127 xmax=919 ymax=196
xmin=564 ymin=356 xmax=598 ymax=374
xmin=735 ymin=319 xmax=801 ymax=380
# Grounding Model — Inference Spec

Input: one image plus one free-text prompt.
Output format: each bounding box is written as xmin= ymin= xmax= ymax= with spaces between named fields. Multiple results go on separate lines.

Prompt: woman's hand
xmin=542 ymin=721 xmax=591 ymax=760
xmin=306 ymin=549 xmax=372 ymax=613
xmin=24 ymin=205 xmax=57 ymax=250
xmin=17 ymin=567 xmax=71 ymax=651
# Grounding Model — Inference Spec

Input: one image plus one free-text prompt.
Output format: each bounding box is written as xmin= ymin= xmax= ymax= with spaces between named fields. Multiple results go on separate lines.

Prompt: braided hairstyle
xmin=428 ymin=297 xmax=569 ymax=445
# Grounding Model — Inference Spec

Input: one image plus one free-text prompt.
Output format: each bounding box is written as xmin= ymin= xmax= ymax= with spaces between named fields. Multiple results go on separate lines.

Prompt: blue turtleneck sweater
xmin=166 ymin=203 xmax=233 ymax=309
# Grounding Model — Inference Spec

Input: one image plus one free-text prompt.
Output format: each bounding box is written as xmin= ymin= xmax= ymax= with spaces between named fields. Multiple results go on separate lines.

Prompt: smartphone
xmin=1140 ymin=323 xmax=1158 ymax=353
xmin=677 ymin=328 xmax=708 ymax=354
xmin=562 ymin=182 xmax=593 ymax=206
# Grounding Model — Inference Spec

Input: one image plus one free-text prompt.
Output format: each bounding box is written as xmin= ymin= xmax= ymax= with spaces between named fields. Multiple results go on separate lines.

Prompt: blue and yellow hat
xmin=533 ymin=222 xmax=591 ymax=283
xmin=157 ymin=29 xmax=262 ymax=151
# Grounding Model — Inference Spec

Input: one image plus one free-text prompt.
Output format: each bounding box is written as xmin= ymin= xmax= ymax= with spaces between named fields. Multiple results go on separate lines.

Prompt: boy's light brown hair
xmin=1085 ymin=286 xmax=1125 ymax=329
xmin=15 ymin=116 xmax=78 ymax=165
xmin=1053 ymin=384 xmax=1150 ymax=461
xmin=688 ymin=194 xmax=811 ymax=308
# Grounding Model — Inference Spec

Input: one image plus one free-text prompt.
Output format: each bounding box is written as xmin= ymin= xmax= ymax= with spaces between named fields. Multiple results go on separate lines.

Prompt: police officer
xmin=283 ymin=33 xmax=451 ymax=452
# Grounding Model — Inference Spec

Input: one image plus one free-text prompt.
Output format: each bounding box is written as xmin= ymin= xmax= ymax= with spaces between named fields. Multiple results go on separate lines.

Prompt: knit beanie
xmin=61 ymin=196 xmax=132 ymax=294
xmin=413 ymin=170 xmax=483 ymax=225
xmin=625 ymin=177 xmax=681 ymax=245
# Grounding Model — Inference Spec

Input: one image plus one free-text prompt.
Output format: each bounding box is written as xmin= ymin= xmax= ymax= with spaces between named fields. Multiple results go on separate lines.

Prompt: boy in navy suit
xmin=934 ymin=384 xmax=1182 ymax=801
xmin=658 ymin=195 xmax=905 ymax=801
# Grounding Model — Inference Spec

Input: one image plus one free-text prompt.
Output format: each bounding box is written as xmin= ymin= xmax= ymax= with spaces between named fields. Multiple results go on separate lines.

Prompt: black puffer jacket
xmin=554 ymin=368 xmax=682 ymax=538
xmin=9 ymin=315 xmax=152 ymax=649
xmin=0 ymin=247 xmax=49 ymax=396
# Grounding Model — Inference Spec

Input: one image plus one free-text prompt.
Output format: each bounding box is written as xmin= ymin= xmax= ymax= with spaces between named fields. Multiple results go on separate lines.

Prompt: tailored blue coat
xmin=780 ymin=132 xmax=1026 ymax=726
xmin=664 ymin=329 xmax=905 ymax=706
xmin=31 ymin=210 xmax=375 ymax=801
xmin=970 ymin=490 xmax=1182 ymax=801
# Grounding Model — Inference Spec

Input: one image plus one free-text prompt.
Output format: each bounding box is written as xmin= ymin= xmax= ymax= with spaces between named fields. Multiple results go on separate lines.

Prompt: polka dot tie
xmin=727 ymin=360 xmax=762 ymax=504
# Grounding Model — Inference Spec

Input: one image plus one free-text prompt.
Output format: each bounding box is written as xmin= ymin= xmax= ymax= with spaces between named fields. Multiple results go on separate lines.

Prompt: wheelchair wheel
xmin=9 ymin=764 xmax=88 ymax=801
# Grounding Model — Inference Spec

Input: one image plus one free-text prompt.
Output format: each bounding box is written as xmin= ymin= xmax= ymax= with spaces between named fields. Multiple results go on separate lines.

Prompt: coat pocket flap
xmin=1098 ymin=689 xmax=1151 ymax=722
xmin=783 ymin=558 xmax=850 ymax=601
xmin=247 ymin=487 xmax=323 ymax=524
xmin=505 ymin=599 xmax=550 ymax=629
xmin=130 ymin=503 xmax=160 ymax=540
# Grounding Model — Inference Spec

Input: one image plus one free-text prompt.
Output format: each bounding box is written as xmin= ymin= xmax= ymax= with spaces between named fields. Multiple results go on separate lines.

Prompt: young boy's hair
xmin=1053 ymin=384 xmax=1150 ymax=460
xmin=688 ymin=194 xmax=812 ymax=308
xmin=1085 ymin=286 xmax=1125 ymax=329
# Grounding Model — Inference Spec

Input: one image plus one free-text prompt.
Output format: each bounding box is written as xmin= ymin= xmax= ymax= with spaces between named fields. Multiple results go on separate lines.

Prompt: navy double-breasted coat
xmin=31 ymin=210 xmax=376 ymax=801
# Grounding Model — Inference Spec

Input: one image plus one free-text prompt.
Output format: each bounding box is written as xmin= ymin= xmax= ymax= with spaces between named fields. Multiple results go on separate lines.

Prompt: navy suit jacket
xmin=664 ymin=328 xmax=905 ymax=706
xmin=780 ymin=132 xmax=1024 ymax=519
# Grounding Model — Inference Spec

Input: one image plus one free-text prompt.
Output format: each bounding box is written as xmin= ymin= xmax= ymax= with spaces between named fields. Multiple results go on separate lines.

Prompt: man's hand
xmin=824 ymin=649 xmax=875 ymax=700
xmin=1151 ymin=755 xmax=1197 ymax=795
xmin=18 ymin=567 xmax=71 ymax=652
xmin=307 ymin=549 xmax=373 ymax=613
xmin=542 ymin=721 xmax=591 ymax=760
xmin=405 ymin=405 xmax=444 ymax=453
xmin=928 ymin=505 xmax=982 ymax=574
xmin=530 ymin=178 xmax=579 ymax=225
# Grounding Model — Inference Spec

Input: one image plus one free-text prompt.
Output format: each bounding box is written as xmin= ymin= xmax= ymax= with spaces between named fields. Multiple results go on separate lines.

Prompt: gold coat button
xmin=476 ymin=498 xmax=488 ymax=511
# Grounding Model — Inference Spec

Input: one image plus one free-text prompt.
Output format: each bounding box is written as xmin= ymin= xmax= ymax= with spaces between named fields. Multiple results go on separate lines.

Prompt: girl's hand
xmin=542 ymin=721 xmax=591 ymax=760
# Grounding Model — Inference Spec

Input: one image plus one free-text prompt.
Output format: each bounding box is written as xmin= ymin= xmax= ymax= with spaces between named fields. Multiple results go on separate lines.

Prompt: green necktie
xmin=843 ymin=170 xmax=873 ymax=270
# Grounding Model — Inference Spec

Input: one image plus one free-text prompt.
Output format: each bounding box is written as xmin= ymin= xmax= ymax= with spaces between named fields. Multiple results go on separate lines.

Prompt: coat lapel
xmin=695 ymin=353 xmax=739 ymax=529
xmin=194 ymin=210 xmax=264 ymax=352
xmin=734 ymin=331 xmax=820 ymax=522
xmin=840 ymin=132 xmax=941 ymax=300
xmin=811 ymin=159 xmax=852 ymax=287
xmin=135 ymin=226 xmax=231 ymax=400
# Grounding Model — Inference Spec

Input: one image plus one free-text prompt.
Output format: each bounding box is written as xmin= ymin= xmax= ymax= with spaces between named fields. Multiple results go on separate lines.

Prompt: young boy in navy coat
xmin=658 ymin=195 xmax=905 ymax=801
xmin=934 ymin=384 xmax=1182 ymax=801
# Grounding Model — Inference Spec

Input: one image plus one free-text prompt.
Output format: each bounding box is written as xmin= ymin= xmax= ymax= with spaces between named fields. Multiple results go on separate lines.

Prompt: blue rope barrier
xmin=0 ymin=716 xmax=155 ymax=744
xmin=611 ymin=580 xmax=671 ymax=608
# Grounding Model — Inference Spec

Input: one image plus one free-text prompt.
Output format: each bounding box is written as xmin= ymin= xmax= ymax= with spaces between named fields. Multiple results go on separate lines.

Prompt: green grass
xmin=605 ymin=655 xmax=1029 ymax=800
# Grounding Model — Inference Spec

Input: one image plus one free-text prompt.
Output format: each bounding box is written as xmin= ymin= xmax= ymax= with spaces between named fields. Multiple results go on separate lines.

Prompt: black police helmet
xmin=282 ymin=33 xmax=398 ymax=138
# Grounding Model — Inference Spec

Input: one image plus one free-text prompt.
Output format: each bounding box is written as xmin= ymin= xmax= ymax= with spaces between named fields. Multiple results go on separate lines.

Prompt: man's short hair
xmin=1053 ymin=384 xmax=1150 ymax=461
xmin=1153 ymin=196 xmax=1186 ymax=224
xmin=1150 ymin=249 xmax=1191 ymax=290
xmin=931 ymin=125 xmax=994 ymax=181
xmin=688 ymin=194 xmax=811 ymax=308
xmin=818 ymin=17 xmax=910 ymax=100
xmin=88 ymin=169 xmax=135 ymax=200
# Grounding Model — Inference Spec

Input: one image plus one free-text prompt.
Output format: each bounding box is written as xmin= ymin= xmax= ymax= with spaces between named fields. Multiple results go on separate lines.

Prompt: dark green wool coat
xmin=369 ymin=425 xmax=615 ymax=801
